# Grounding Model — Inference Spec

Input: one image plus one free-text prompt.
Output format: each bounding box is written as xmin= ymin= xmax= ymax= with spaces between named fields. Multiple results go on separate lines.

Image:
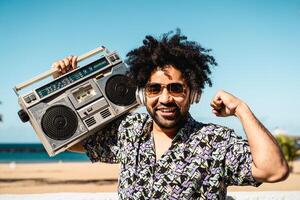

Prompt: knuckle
xmin=52 ymin=63 xmax=57 ymax=68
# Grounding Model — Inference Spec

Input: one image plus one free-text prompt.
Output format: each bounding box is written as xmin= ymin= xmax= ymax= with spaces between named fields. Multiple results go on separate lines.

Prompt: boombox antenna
xmin=14 ymin=46 xmax=107 ymax=95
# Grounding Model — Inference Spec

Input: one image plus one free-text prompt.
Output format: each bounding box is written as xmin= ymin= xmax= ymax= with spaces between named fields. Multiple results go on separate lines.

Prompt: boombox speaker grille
xmin=41 ymin=105 xmax=78 ymax=140
xmin=105 ymin=75 xmax=137 ymax=106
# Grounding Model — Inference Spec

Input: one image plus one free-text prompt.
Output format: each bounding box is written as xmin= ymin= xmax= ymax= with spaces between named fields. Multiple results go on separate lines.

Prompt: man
xmin=53 ymin=30 xmax=288 ymax=199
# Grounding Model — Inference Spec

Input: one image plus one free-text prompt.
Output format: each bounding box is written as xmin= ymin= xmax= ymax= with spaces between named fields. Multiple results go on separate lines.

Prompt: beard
xmin=146 ymin=102 xmax=189 ymax=129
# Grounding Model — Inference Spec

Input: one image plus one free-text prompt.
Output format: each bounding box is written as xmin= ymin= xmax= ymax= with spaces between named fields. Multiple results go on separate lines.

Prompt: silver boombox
xmin=14 ymin=46 xmax=139 ymax=156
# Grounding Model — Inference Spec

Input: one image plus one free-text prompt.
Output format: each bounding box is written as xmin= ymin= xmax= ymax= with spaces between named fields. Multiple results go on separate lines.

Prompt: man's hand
xmin=210 ymin=90 xmax=244 ymax=117
xmin=52 ymin=55 xmax=78 ymax=78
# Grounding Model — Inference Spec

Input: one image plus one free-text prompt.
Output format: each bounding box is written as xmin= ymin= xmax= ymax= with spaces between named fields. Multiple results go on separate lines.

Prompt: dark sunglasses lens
xmin=145 ymin=83 xmax=184 ymax=97
xmin=169 ymin=83 xmax=184 ymax=95
xmin=146 ymin=84 xmax=161 ymax=95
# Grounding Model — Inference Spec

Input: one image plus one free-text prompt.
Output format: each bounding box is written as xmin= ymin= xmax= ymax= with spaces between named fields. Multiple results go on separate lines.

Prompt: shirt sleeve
xmin=82 ymin=115 xmax=126 ymax=164
xmin=224 ymin=129 xmax=262 ymax=187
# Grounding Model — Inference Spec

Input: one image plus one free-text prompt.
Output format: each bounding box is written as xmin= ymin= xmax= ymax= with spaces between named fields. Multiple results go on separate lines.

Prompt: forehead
xmin=148 ymin=65 xmax=186 ymax=84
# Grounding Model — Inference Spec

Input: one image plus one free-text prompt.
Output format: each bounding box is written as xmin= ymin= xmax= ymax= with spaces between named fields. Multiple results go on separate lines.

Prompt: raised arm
xmin=210 ymin=90 xmax=289 ymax=182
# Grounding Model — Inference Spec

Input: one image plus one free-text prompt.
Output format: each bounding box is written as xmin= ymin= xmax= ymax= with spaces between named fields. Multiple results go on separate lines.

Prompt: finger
xmin=67 ymin=55 xmax=74 ymax=69
xmin=212 ymin=91 xmax=223 ymax=104
xmin=71 ymin=56 xmax=78 ymax=69
xmin=63 ymin=58 xmax=70 ymax=69
xmin=52 ymin=61 xmax=60 ymax=71
xmin=210 ymin=102 xmax=218 ymax=109
xmin=212 ymin=108 xmax=222 ymax=117
xmin=67 ymin=55 xmax=74 ymax=70
xmin=213 ymin=99 xmax=223 ymax=106
xmin=52 ymin=62 xmax=61 ymax=78
xmin=213 ymin=95 xmax=223 ymax=104
xmin=210 ymin=99 xmax=224 ymax=110
xmin=67 ymin=55 xmax=73 ymax=61
xmin=212 ymin=108 xmax=219 ymax=114
xmin=59 ymin=60 xmax=66 ymax=74
xmin=213 ymin=90 xmax=222 ymax=99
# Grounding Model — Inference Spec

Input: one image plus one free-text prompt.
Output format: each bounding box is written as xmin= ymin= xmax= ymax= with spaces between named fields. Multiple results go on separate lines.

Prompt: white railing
xmin=1 ymin=191 xmax=300 ymax=200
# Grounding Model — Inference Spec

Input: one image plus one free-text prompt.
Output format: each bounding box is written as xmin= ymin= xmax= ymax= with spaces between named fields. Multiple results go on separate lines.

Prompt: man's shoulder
xmin=185 ymin=115 xmax=233 ymax=138
xmin=119 ymin=112 xmax=151 ymax=130
xmin=118 ymin=112 xmax=151 ymax=140
xmin=186 ymin=122 xmax=244 ymax=151
xmin=195 ymin=122 xmax=235 ymax=139
xmin=122 ymin=112 xmax=150 ymax=124
xmin=201 ymin=122 xmax=232 ymax=132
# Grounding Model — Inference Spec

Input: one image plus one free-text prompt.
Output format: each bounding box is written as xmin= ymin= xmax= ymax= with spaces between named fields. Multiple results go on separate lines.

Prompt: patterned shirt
xmin=83 ymin=113 xmax=261 ymax=199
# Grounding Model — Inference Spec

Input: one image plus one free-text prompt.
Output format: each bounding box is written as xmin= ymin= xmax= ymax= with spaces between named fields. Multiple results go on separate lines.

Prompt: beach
xmin=0 ymin=161 xmax=299 ymax=194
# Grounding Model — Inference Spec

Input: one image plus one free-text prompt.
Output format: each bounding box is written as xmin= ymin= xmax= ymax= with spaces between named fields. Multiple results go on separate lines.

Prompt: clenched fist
xmin=210 ymin=90 xmax=246 ymax=117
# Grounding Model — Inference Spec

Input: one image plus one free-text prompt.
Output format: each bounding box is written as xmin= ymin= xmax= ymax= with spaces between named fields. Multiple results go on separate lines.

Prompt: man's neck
xmin=152 ymin=123 xmax=178 ymax=139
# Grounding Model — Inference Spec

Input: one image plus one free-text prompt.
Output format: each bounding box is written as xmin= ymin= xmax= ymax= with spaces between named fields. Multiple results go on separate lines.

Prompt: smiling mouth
xmin=156 ymin=107 xmax=178 ymax=117
xmin=159 ymin=108 xmax=176 ymax=112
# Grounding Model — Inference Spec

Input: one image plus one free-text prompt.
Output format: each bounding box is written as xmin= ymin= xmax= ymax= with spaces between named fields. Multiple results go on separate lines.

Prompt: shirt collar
xmin=172 ymin=113 xmax=199 ymax=143
xmin=144 ymin=113 xmax=200 ymax=143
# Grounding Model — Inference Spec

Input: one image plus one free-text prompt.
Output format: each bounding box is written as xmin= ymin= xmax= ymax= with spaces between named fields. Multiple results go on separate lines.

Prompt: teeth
xmin=161 ymin=109 xmax=175 ymax=112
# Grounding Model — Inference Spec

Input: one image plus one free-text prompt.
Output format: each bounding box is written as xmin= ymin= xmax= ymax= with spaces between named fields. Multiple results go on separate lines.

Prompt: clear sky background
xmin=0 ymin=0 xmax=299 ymax=143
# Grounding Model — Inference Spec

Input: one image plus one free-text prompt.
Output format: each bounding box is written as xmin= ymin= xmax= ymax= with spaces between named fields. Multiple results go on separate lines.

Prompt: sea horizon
xmin=0 ymin=143 xmax=89 ymax=163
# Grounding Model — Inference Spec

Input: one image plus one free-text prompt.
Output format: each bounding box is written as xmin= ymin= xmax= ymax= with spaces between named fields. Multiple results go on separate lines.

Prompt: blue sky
xmin=0 ymin=0 xmax=299 ymax=143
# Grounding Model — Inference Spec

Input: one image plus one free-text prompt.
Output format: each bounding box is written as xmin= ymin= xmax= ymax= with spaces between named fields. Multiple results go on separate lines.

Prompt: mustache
xmin=154 ymin=102 xmax=178 ymax=111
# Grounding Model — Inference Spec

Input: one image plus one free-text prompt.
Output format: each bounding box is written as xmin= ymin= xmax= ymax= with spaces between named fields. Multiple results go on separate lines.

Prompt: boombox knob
xmin=18 ymin=109 xmax=29 ymax=123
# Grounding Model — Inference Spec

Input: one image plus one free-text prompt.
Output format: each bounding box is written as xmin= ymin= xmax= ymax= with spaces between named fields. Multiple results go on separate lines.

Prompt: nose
xmin=158 ymin=87 xmax=173 ymax=103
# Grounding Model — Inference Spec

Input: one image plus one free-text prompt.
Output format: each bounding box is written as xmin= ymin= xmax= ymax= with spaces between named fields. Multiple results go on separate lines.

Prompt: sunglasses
xmin=145 ymin=83 xmax=186 ymax=97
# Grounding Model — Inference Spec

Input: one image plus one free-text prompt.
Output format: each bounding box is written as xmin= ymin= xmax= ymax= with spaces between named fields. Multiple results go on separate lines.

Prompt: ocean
xmin=0 ymin=143 xmax=90 ymax=163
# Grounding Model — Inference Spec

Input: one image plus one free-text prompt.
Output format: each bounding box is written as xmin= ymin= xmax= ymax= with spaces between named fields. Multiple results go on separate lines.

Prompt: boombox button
xmin=84 ymin=108 xmax=93 ymax=116
xmin=24 ymin=96 xmax=31 ymax=103
xmin=30 ymin=94 xmax=36 ymax=101
xmin=24 ymin=93 xmax=37 ymax=104
xmin=109 ymin=57 xmax=115 ymax=62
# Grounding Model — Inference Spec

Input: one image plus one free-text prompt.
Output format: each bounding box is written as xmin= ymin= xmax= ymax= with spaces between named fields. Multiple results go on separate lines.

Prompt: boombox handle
xmin=14 ymin=46 xmax=107 ymax=95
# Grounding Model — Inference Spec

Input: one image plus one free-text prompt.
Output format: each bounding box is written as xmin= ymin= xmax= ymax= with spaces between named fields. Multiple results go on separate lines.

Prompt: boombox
xmin=14 ymin=46 xmax=139 ymax=156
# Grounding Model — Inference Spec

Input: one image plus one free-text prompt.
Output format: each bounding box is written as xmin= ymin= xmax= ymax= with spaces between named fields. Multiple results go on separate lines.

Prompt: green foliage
xmin=275 ymin=134 xmax=300 ymax=162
